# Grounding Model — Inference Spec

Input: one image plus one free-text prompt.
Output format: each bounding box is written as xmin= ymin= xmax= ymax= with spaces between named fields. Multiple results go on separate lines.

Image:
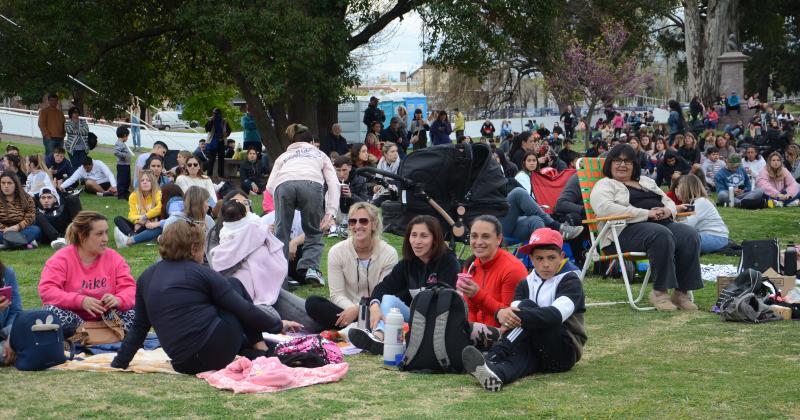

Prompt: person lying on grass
xmin=111 ymin=220 xmax=295 ymax=375
xmin=347 ymin=215 xmax=459 ymax=354
xmin=462 ymin=228 xmax=587 ymax=392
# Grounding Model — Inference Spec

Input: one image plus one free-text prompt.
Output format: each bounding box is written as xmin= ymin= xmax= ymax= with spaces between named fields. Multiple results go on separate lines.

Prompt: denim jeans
xmin=499 ymin=187 xmax=560 ymax=242
xmin=0 ymin=225 xmax=41 ymax=245
xmin=699 ymin=233 xmax=729 ymax=254
xmin=375 ymin=294 xmax=410 ymax=332
xmin=132 ymin=226 xmax=162 ymax=244
xmin=43 ymin=138 xmax=64 ymax=156
xmin=763 ymin=190 xmax=800 ymax=206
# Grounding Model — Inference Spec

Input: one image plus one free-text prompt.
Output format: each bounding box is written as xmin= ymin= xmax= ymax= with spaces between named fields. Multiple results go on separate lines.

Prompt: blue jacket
xmin=715 ymin=166 xmax=751 ymax=193
xmin=0 ymin=267 xmax=22 ymax=340
xmin=728 ymin=94 xmax=740 ymax=107
xmin=241 ymin=113 xmax=261 ymax=145
xmin=429 ymin=120 xmax=453 ymax=145
xmin=667 ymin=111 xmax=683 ymax=135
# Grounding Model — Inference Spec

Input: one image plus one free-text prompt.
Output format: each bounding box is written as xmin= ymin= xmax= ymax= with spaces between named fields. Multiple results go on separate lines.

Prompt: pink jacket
xmin=756 ymin=167 xmax=799 ymax=197
xmin=209 ymin=223 xmax=286 ymax=306
xmin=39 ymin=245 xmax=136 ymax=321
xmin=612 ymin=115 xmax=624 ymax=129
xmin=266 ymin=142 xmax=340 ymax=217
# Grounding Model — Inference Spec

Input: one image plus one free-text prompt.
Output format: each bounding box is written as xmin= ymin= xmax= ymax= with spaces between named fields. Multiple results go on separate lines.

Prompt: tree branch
xmin=347 ymin=0 xmax=420 ymax=50
xmin=72 ymin=25 xmax=180 ymax=75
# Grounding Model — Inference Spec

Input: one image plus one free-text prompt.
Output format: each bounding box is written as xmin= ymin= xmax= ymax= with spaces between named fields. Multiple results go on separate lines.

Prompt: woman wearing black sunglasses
xmin=175 ymin=156 xmax=218 ymax=208
xmin=304 ymin=202 xmax=397 ymax=331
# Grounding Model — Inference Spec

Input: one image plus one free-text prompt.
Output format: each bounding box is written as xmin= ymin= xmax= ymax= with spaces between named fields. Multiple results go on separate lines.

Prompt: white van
xmin=152 ymin=111 xmax=196 ymax=130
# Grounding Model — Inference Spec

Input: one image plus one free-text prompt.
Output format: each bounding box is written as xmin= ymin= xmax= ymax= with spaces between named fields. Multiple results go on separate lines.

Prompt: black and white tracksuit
xmin=487 ymin=261 xmax=587 ymax=384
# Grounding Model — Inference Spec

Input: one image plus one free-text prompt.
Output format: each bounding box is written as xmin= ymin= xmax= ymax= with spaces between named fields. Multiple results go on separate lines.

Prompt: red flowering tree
xmin=545 ymin=22 xmax=653 ymax=148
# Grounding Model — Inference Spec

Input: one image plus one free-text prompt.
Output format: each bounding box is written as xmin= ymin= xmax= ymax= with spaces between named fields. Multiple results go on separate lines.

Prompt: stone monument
xmin=718 ymin=33 xmax=749 ymax=97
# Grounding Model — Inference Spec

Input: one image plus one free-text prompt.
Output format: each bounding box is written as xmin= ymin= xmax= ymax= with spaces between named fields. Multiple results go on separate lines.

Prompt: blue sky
xmin=359 ymin=11 xmax=424 ymax=79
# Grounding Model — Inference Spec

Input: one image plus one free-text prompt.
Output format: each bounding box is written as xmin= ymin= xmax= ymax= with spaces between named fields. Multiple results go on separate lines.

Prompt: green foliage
xmin=180 ymin=87 xmax=243 ymax=131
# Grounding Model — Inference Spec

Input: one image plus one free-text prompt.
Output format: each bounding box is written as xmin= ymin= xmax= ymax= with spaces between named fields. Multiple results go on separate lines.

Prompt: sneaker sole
xmin=462 ymin=346 xmax=503 ymax=392
xmin=348 ymin=328 xmax=383 ymax=355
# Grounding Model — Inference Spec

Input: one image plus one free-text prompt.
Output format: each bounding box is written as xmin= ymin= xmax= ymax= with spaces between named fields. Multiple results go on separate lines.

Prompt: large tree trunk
xmin=288 ymin=95 xmax=319 ymax=135
xmin=316 ymin=97 xmax=338 ymax=141
xmin=684 ymin=0 xmax=738 ymax=105
xmin=699 ymin=0 xmax=736 ymax=104
xmin=684 ymin=0 xmax=703 ymax=101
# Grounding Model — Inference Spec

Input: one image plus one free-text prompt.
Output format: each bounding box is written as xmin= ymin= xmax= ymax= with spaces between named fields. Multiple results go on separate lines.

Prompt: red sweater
xmin=464 ymin=249 xmax=529 ymax=327
xmin=39 ymin=245 xmax=136 ymax=321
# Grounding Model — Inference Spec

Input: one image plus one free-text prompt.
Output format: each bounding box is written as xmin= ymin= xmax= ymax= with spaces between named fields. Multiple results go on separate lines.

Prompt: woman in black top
xmin=111 ymin=220 xmax=295 ymax=374
xmin=348 ymin=215 xmax=459 ymax=354
xmin=589 ymin=144 xmax=702 ymax=312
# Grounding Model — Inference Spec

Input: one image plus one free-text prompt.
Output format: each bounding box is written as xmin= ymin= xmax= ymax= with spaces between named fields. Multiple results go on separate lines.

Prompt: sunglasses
xmin=348 ymin=217 xmax=370 ymax=227
xmin=187 ymin=163 xmax=200 ymax=167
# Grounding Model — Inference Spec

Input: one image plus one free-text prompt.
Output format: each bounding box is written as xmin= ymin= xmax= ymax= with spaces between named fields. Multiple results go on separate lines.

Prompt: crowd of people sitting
xmin=0 ymin=94 xmax=797 ymax=393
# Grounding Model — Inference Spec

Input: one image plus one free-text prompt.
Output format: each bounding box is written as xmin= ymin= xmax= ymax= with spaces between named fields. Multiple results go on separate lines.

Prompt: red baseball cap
xmin=519 ymin=228 xmax=563 ymax=255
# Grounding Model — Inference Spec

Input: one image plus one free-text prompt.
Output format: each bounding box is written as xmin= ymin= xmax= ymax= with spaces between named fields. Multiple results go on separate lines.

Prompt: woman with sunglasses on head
xmin=176 ymin=155 xmax=217 ymax=208
xmin=305 ymin=202 xmax=398 ymax=332
xmin=348 ymin=215 xmax=459 ymax=354
xmin=590 ymin=144 xmax=702 ymax=311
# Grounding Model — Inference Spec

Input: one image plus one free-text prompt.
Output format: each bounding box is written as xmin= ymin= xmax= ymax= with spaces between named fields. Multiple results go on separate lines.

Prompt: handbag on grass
xmin=68 ymin=310 xmax=126 ymax=346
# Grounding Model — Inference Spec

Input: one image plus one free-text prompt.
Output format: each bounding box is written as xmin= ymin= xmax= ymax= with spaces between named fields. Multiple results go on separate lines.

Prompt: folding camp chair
xmin=577 ymin=157 xmax=654 ymax=311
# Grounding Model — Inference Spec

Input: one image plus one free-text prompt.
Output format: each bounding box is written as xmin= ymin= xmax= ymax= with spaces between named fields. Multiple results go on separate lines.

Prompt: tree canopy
xmin=0 ymin=0 xmax=422 ymax=157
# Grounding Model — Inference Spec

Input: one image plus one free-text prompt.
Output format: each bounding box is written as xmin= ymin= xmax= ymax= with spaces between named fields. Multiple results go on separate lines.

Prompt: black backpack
xmin=87 ymin=132 xmax=98 ymax=150
xmin=715 ymin=269 xmax=779 ymax=310
xmin=399 ymin=285 xmax=471 ymax=373
xmin=739 ymin=239 xmax=780 ymax=273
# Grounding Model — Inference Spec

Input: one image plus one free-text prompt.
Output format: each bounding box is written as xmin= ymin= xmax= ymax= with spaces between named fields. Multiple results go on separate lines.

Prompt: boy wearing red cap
xmin=462 ymin=227 xmax=587 ymax=391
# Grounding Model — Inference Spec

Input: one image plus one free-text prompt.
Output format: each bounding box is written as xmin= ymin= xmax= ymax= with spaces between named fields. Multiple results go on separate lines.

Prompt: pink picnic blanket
xmin=197 ymin=356 xmax=348 ymax=394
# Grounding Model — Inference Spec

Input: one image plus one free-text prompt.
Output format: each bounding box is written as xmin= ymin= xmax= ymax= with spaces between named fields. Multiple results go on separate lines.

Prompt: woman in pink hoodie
xmin=757 ymin=152 xmax=800 ymax=207
xmin=39 ymin=211 xmax=136 ymax=337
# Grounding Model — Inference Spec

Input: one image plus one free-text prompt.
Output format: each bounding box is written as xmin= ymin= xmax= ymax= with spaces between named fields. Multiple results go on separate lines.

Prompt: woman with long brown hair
xmin=756 ymin=152 xmax=800 ymax=207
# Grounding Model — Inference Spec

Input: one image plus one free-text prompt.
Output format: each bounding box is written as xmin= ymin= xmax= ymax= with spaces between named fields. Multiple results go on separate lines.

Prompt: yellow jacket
xmin=128 ymin=190 xmax=162 ymax=223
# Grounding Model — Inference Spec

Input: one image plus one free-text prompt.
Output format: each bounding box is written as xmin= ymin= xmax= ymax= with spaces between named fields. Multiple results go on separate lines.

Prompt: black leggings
xmin=170 ymin=280 xmax=265 ymax=375
xmin=305 ymin=295 xmax=345 ymax=331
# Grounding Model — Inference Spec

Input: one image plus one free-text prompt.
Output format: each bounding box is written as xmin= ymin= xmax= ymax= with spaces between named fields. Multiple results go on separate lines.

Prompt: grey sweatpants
xmin=606 ymin=221 xmax=703 ymax=292
xmin=256 ymin=289 xmax=324 ymax=334
xmin=716 ymin=188 xmax=762 ymax=207
xmin=274 ymin=180 xmax=324 ymax=272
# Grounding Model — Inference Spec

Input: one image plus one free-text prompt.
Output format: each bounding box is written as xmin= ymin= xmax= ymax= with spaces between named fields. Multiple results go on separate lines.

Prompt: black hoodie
xmin=655 ymin=150 xmax=691 ymax=186
xmin=370 ymin=252 xmax=460 ymax=306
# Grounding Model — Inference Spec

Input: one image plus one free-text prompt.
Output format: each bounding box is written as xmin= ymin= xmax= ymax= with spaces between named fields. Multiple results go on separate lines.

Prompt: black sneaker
xmin=348 ymin=328 xmax=383 ymax=355
xmin=462 ymin=345 xmax=503 ymax=392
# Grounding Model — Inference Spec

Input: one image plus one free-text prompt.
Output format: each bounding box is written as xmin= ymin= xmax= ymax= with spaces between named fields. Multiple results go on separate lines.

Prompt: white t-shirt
xmin=261 ymin=210 xmax=302 ymax=240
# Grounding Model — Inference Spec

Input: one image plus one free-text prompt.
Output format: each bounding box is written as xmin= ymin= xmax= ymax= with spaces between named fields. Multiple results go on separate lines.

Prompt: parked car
xmin=152 ymin=111 xmax=197 ymax=130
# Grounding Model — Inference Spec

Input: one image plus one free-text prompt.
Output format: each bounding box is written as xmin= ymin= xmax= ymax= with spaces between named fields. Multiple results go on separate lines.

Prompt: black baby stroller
xmin=357 ymin=142 xmax=508 ymax=247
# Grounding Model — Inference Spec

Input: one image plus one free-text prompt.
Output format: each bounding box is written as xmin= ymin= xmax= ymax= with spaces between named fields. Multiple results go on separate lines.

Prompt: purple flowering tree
xmin=545 ymin=22 xmax=653 ymax=149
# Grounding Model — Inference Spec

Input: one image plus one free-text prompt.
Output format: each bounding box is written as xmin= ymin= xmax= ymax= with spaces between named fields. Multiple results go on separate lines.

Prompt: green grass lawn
xmin=1 ymin=142 xmax=799 ymax=418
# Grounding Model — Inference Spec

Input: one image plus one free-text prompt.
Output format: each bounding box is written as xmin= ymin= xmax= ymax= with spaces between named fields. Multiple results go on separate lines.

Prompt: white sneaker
xmin=51 ymin=237 xmax=68 ymax=250
xmin=114 ymin=227 xmax=130 ymax=249
xmin=787 ymin=199 xmax=800 ymax=207
xmin=559 ymin=224 xmax=584 ymax=240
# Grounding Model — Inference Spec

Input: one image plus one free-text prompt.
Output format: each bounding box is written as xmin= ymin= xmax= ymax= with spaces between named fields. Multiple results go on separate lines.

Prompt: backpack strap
xmin=433 ymin=290 xmax=453 ymax=371
xmin=401 ymin=290 xmax=433 ymax=367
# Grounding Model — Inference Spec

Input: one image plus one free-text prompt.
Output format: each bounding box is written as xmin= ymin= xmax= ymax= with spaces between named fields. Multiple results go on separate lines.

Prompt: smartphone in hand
xmin=0 ymin=286 xmax=11 ymax=301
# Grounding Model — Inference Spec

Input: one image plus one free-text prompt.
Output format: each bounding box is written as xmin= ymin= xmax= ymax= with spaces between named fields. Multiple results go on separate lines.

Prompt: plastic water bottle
xmin=728 ymin=186 xmax=735 ymax=207
xmin=383 ymin=308 xmax=405 ymax=366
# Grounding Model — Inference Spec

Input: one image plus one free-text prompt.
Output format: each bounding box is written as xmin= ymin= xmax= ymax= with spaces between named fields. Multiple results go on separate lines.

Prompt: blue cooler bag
xmin=10 ymin=310 xmax=67 ymax=371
